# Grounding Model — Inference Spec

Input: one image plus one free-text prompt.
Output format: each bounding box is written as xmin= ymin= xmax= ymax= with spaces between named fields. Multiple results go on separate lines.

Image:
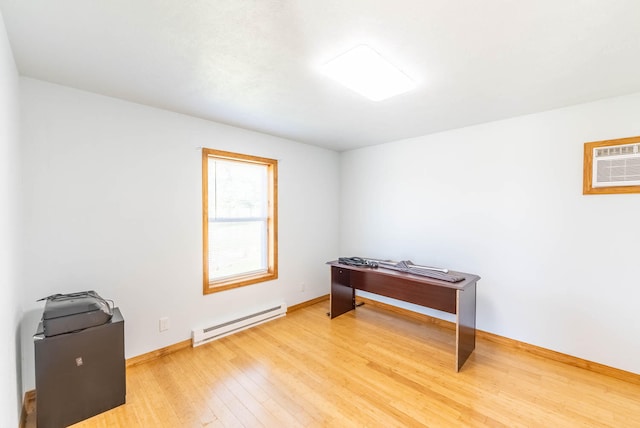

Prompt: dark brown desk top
xmin=327 ymin=261 xmax=480 ymax=291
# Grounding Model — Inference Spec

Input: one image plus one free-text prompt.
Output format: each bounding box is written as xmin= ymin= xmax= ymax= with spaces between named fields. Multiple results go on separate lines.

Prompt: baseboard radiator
xmin=192 ymin=302 xmax=287 ymax=347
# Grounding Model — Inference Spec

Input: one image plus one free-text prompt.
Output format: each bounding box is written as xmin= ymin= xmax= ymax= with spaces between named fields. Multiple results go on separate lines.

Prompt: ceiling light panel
xmin=321 ymin=45 xmax=416 ymax=101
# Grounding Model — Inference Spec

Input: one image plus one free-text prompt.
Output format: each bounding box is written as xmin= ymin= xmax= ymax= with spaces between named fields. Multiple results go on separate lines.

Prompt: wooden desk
xmin=328 ymin=261 xmax=480 ymax=371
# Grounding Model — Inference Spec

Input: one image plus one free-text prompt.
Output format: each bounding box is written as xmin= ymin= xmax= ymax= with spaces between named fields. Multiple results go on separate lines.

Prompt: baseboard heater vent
xmin=192 ymin=303 xmax=287 ymax=347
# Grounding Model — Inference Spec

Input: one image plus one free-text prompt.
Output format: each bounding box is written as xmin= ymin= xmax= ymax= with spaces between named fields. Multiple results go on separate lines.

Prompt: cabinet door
xmin=35 ymin=310 xmax=125 ymax=428
xmin=330 ymin=266 xmax=354 ymax=318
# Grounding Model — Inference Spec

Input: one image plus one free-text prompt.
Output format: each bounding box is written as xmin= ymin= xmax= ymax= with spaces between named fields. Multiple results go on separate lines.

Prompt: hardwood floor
xmin=29 ymin=301 xmax=640 ymax=427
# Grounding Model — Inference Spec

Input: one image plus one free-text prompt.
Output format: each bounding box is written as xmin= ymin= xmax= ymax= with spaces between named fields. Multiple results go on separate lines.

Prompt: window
xmin=202 ymin=148 xmax=278 ymax=294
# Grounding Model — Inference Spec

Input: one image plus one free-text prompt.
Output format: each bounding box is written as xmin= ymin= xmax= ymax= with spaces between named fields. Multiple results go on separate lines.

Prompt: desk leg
xmin=455 ymin=282 xmax=476 ymax=371
xmin=330 ymin=267 xmax=354 ymax=319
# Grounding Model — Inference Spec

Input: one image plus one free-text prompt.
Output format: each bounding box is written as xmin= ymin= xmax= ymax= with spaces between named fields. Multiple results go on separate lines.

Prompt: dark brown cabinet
xmin=34 ymin=308 xmax=125 ymax=428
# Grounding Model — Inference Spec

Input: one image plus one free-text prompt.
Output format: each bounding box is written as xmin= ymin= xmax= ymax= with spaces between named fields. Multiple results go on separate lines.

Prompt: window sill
xmin=203 ymin=271 xmax=278 ymax=294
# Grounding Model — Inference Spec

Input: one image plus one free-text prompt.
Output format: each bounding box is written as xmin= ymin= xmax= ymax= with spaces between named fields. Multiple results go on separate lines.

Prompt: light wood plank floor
xmin=31 ymin=301 xmax=640 ymax=427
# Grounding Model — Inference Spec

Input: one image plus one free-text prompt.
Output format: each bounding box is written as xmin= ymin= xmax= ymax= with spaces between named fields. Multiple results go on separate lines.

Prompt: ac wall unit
xmin=592 ymin=142 xmax=640 ymax=188
xmin=192 ymin=302 xmax=287 ymax=347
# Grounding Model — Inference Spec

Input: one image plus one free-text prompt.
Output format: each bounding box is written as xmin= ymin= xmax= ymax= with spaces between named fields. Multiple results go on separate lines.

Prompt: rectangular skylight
xmin=321 ymin=45 xmax=416 ymax=101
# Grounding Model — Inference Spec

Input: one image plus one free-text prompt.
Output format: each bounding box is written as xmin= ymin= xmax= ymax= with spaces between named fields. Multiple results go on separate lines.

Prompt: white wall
xmin=19 ymin=78 xmax=340 ymax=391
xmin=0 ymin=9 xmax=22 ymax=428
xmin=340 ymin=93 xmax=640 ymax=374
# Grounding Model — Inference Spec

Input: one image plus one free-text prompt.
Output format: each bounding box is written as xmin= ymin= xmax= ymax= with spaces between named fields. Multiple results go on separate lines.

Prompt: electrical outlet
xmin=300 ymin=282 xmax=306 ymax=292
xmin=159 ymin=317 xmax=169 ymax=332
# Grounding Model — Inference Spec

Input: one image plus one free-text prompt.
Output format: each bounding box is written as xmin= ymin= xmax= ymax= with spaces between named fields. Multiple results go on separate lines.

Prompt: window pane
xmin=209 ymin=159 xmax=267 ymax=219
xmin=208 ymin=220 xmax=267 ymax=280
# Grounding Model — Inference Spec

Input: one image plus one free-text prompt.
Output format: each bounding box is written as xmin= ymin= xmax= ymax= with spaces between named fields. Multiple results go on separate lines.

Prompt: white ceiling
xmin=2 ymin=1 xmax=640 ymax=151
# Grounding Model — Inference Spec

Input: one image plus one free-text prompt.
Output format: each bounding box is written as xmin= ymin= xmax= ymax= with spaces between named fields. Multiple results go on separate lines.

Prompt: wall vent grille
xmin=593 ymin=143 xmax=640 ymax=187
